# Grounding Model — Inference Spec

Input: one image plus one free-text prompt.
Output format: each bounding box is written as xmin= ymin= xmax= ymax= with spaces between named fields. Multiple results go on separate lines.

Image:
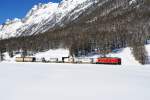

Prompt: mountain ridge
xmin=0 ymin=0 xmax=98 ymax=39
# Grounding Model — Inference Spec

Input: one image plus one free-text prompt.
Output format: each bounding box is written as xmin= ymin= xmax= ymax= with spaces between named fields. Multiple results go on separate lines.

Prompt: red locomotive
xmin=96 ymin=57 xmax=121 ymax=65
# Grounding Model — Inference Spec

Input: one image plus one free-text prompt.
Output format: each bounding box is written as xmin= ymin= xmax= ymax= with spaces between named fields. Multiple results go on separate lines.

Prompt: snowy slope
xmin=0 ymin=0 xmax=97 ymax=39
xmin=0 ymin=63 xmax=150 ymax=100
xmin=108 ymin=48 xmax=140 ymax=65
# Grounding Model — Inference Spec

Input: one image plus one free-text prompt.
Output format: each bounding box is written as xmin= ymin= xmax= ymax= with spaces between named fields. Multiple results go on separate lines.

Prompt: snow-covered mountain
xmin=0 ymin=0 xmax=98 ymax=39
xmin=0 ymin=0 xmax=145 ymax=39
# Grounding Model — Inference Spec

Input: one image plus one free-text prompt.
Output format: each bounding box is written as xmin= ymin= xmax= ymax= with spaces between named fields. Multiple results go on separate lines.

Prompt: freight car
xmin=16 ymin=57 xmax=24 ymax=62
xmin=75 ymin=58 xmax=93 ymax=64
xmin=49 ymin=58 xmax=58 ymax=63
xmin=16 ymin=57 xmax=36 ymax=62
xmin=62 ymin=57 xmax=74 ymax=63
xmin=95 ymin=57 xmax=121 ymax=65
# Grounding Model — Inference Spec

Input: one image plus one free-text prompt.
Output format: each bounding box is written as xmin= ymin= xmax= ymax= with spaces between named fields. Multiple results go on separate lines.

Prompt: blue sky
xmin=0 ymin=0 xmax=61 ymax=24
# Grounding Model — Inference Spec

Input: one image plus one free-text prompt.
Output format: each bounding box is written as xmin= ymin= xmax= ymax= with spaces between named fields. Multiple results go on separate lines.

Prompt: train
xmin=95 ymin=57 xmax=121 ymax=65
xmin=15 ymin=57 xmax=121 ymax=65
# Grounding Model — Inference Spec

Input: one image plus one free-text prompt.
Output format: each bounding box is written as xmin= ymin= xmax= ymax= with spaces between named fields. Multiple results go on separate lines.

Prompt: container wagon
xmin=16 ymin=57 xmax=24 ymax=62
xmin=75 ymin=58 xmax=93 ymax=64
xmin=24 ymin=57 xmax=36 ymax=62
xmin=95 ymin=57 xmax=121 ymax=65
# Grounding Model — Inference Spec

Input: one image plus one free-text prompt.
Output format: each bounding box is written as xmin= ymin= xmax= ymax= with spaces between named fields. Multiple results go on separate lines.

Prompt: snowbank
xmin=35 ymin=49 xmax=69 ymax=61
xmin=108 ymin=47 xmax=140 ymax=65
xmin=0 ymin=63 xmax=150 ymax=100
xmin=3 ymin=52 xmax=21 ymax=62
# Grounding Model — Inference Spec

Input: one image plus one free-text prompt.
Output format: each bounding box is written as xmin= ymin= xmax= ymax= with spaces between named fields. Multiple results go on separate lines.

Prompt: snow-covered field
xmin=0 ymin=62 xmax=150 ymax=100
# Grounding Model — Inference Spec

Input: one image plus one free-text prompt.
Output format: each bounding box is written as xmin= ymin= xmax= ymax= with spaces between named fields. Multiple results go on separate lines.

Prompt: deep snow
xmin=0 ymin=63 xmax=150 ymax=100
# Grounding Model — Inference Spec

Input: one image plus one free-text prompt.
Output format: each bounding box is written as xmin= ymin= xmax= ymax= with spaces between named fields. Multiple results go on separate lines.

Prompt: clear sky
xmin=0 ymin=0 xmax=61 ymax=24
